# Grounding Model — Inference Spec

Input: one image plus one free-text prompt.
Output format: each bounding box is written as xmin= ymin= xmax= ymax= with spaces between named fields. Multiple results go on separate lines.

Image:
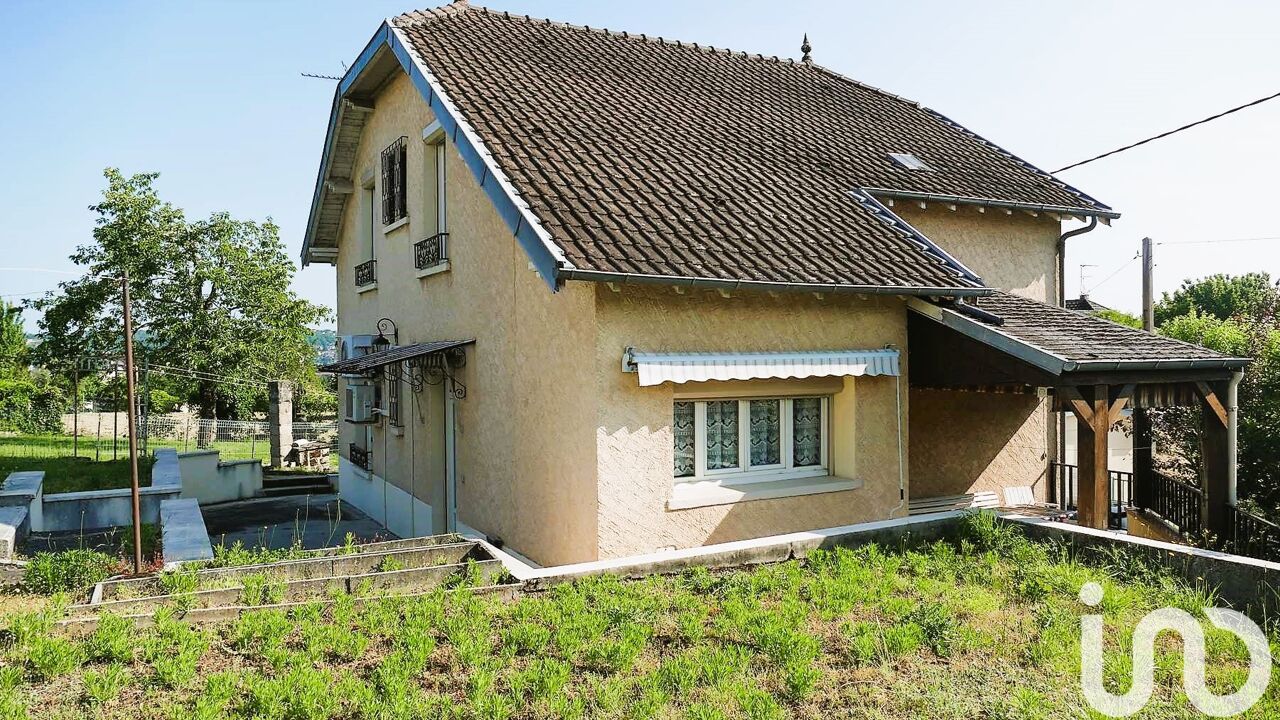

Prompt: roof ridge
xmin=394 ymin=0 xmax=472 ymax=26
xmin=394 ymin=1 xmax=812 ymax=66
xmin=394 ymin=3 xmax=1114 ymax=215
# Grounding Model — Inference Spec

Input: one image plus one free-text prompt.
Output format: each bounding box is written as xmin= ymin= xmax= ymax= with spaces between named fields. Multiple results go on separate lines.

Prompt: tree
xmin=1154 ymin=272 xmax=1275 ymax=326
xmin=0 ymin=300 xmax=27 ymax=378
xmin=1152 ymin=278 xmax=1280 ymax=517
xmin=29 ymin=169 xmax=332 ymax=423
xmin=1092 ymin=308 xmax=1142 ymax=329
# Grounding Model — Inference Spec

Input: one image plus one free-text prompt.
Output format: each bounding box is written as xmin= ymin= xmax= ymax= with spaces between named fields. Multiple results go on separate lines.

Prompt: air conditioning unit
xmin=344 ymin=382 xmax=378 ymax=423
xmin=337 ymin=334 xmax=376 ymax=361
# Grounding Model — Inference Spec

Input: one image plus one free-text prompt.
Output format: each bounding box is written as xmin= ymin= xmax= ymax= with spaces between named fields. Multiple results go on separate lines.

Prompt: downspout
xmin=1227 ymin=370 xmax=1243 ymax=506
xmin=892 ymin=373 xmax=907 ymax=517
xmin=1054 ymin=216 xmax=1100 ymax=480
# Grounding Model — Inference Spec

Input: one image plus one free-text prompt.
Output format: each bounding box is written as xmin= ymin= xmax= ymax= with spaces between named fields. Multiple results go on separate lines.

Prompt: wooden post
xmin=1076 ymin=384 xmax=1111 ymax=529
xmin=1132 ymin=397 xmax=1153 ymax=511
xmin=1200 ymin=380 xmax=1230 ymax=542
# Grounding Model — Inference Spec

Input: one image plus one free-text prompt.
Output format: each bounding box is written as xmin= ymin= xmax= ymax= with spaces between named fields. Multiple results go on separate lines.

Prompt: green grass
xmin=0 ymin=432 xmax=336 ymax=494
xmin=2 ymin=513 xmax=1278 ymax=718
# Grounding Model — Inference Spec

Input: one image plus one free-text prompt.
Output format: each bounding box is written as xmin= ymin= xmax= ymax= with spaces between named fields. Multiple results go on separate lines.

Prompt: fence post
xmin=268 ymin=380 xmax=293 ymax=469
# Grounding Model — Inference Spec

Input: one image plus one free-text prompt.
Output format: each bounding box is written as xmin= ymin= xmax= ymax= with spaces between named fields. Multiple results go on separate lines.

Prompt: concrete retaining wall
xmin=27 ymin=449 xmax=184 ymax=532
xmin=1007 ymin=515 xmax=1280 ymax=619
xmin=178 ymin=450 xmax=263 ymax=505
xmin=159 ymin=498 xmax=214 ymax=568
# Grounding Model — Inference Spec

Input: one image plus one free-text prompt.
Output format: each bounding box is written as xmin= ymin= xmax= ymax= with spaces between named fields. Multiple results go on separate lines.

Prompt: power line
xmin=1054 ymin=88 xmax=1280 ymax=173
xmin=1083 ymin=252 xmax=1141 ymax=295
xmin=1157 ymin=235 xmax=1280 ymax=246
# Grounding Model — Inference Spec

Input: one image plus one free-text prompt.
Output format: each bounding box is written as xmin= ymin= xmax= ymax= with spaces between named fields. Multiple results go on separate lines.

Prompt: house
xmin=303 ymin=1 xmax=1249 ymax=566
xmin=1065 ymin=295 xmax=1114 ymax=313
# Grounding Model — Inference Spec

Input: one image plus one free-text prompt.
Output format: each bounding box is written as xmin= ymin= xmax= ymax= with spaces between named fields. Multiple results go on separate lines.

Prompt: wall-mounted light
xmin=373 ymin=317 xmax=398 ymax=351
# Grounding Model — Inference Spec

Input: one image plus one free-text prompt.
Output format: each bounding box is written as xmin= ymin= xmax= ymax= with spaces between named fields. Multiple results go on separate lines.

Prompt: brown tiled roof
xmin=390 ymin=2 xmax=1114 ymax=292
xmin=962 ymin=293 xmax=1247 ymax=369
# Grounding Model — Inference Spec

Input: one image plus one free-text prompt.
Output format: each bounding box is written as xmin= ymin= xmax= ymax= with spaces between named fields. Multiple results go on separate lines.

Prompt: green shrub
xmin=22 ymin=549 xmax=117 ymax=594
xmin=82 ymin=663 xmax=128 ymax=704
xmin=86 ymin=613 xmax=135 ymax=663
xmin=27 ymin=635 xmax=84 ymax=679
xmin=0 ymin=379 xmax=65 ymax=433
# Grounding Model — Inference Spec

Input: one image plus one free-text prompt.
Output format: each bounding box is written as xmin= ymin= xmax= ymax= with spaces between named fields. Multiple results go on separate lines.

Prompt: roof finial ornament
xmin=800 ymin=33 xmax=812 ymax=63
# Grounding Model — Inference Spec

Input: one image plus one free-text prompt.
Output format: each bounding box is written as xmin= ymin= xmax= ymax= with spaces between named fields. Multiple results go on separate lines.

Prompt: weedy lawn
xmin=2 ymin=513 xmax=1278 ymax=719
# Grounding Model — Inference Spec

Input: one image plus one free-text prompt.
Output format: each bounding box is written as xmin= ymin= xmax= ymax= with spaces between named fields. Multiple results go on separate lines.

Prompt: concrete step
xmin=262 ymin=474 xmax=333 ymax=489
xmin=259 ymin=483 xmax=333 ymax=497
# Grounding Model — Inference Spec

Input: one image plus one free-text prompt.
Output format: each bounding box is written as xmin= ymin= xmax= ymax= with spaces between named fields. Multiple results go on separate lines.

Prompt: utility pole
xmin=122 ymin=272 xmax=143 ymax=574
xmin=1141 ymin=237 xmax=1154 ymax=332
xmin=1133 ymin=237 xmax=1155 ymax=513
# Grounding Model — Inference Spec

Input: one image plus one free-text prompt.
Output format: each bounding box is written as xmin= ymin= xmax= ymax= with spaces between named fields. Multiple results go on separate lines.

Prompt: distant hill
xmin=309 ymin=329 xmax=337 ymax=365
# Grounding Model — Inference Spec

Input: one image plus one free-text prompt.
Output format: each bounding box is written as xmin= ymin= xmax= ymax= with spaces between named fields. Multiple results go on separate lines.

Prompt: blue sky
xmin=3 ymin=1 xmax=1279 ymax=331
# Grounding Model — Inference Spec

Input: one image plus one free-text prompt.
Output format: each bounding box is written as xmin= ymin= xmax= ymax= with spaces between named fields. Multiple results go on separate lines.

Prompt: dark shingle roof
xmin=319 ymin=340 xmax=473 ymax=375
xmin=1064 ymin=296 xmax=1114 ymax=313
xmin=960 ymin=293 xmax=1246 ymax=370
xmin=390 ymin=3 xmax=1113 ymax=292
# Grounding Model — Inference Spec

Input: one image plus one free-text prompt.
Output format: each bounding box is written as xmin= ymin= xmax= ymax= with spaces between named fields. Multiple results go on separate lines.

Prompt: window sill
xmin=416 ymin=261 xmax=450 ymax=279
xmin=383 ymin=216 xmax=410 ymax=234
xmin=356 ymin=282 xmax=378 ymax=294
xmin=666 ymin=475 xmax=861 ymax=511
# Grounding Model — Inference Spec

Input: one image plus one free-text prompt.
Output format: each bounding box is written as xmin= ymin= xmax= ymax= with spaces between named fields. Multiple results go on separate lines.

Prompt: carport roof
xmin=908 ymin=292 xmax=1250 ymax=376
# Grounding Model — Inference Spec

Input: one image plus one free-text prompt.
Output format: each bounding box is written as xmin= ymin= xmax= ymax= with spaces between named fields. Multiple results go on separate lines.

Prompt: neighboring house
xmin=1065 ymin=295 xmax=1114 ymax=313
xmin=303 ymin=1 xmax=1248 ymax=566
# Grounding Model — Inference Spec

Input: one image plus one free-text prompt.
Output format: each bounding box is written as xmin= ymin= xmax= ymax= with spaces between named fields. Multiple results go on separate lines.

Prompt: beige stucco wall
xmin=593 ymin=286 xmax=909 ymax=558
xmin=894 ymin=204 xmax=1060 ymax=303
xmin=333 ymin=71 xmax=598 ymax=566
xmin=896 ymin=206 xmax=1059 ymax=504
xmin=908 ymin=389 xmax=1049 ymax=502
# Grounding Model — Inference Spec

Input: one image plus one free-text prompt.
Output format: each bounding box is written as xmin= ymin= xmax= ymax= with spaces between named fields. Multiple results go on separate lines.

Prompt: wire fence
xmin=1 ymin=415 xmax=338 ymax=464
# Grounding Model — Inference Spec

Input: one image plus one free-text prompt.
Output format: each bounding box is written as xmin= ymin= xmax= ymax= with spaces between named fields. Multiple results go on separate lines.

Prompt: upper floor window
xmin=416 ymin=124 xmax=449 ymax=272
xmin=674 ymin=396 xmax=829 ymax=485
xmin=381 ymin=136 xmax=408 ymax=226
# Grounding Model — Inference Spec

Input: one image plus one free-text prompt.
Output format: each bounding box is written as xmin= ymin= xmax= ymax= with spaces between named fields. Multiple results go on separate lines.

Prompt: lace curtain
xmin=792 ymin=397 xmax=822 ymax=466
xmin=749 ymin=399 xmax=780 ymax=466
xmin=673 ymin=401 xmax=695 ymax=477
xmin=704 ymin=400 xmax=739 ymax=470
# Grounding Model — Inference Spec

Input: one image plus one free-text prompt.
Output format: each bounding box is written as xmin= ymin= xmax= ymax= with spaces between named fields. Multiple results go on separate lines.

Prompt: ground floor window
xmin=674 ymin=396 xmax=829 ymax=484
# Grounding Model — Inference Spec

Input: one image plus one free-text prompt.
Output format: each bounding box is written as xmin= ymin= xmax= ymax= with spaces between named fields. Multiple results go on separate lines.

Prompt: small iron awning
xmin=623 ymin=348 xmax=900 ymax=386
xmin=319 ymin=339 xmax=474 ymax=376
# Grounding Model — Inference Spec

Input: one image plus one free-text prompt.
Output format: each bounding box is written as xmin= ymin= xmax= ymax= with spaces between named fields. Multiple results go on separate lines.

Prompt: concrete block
xmin=151 ymin=449 xmax=182 ymax=489
xmin=0 ymin=506 xmax=29 ymax=560
xmin=160 ymin=498 xmax=214 ymax=567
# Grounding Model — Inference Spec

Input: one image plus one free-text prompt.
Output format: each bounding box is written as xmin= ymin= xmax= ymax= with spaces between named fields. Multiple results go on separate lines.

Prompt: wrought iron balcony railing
xmin=415 ymin=232 xmax=449 ymax=270
xmin=355 ymin=259 xmax=377 ymax=287
xmin=348 ymin=443 xmax=370 ymax=471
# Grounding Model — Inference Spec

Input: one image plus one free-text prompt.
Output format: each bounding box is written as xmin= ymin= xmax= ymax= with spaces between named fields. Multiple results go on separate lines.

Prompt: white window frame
xmin=422 ymin=121 xmax=447 ymax=234
xmin=675 ymin=396 xmax=830 ymax=487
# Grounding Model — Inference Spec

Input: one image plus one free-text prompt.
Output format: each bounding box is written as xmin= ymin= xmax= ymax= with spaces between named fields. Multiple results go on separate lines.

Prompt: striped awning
xmin=623 ymin=348 xmax=900 ymax=387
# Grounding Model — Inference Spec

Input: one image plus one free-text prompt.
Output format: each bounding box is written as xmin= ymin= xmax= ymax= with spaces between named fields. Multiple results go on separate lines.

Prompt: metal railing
xmin=348 ymin=443 xmax=370 ymax=471
xmin=355 ymin=259 xmax=377 ymax=287
xmin=1225 ymin=505 xmax=1280 ymax=561
xmin=1149 ymin=471 xmax=1203 ymax=538
xmin=1050 ymin=462 xmax=1133 ymax=530
xmin=414 ymin=232 xmax=449 ymax=270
